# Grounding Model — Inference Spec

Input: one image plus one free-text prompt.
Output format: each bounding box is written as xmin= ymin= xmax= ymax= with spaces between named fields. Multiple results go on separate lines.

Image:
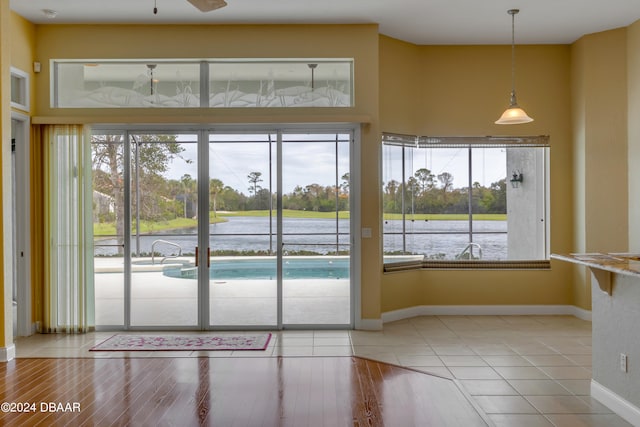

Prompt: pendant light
xmin=147 ymin=64 xmax=157 ymax=95
xmin=495 ymin=9 xmax=533 ymax=125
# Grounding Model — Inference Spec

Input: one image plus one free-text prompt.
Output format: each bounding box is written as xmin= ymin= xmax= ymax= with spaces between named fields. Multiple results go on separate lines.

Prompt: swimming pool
xmin=162 ymin=257 xmax=350 ymax=280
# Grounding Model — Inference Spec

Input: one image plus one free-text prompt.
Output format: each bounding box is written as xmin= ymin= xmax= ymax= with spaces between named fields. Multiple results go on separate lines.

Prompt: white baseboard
xmin=571 ymin=305 xmax=592 ymax=321
xmin=382 ymin=305 xmax=592 ymax=324
xmin=356 ymin=318 xmax=383 ymax=331
xmin=591 ymin=380 xmax=640 ymax=426
xmin=0 ymin=344 xmax=16 ymax=362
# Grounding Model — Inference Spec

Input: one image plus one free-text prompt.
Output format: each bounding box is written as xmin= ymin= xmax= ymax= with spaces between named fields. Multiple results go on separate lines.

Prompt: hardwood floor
xmin=0 ymin=356 xmax=489 ymax=426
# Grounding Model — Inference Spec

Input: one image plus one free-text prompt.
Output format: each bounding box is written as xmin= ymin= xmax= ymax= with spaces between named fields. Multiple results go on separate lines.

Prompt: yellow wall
xmin=0 ymin=0 xmax=10 ymax=347
xmin=32 ymin=23 xmax=384 ymax=321
xmin=10 ymin=12 xmax=36 ymax=114
xmin=379 ymin=40 xmax=575 ymax=312
xmin=577 ymin=28 xmax=628 ymax=253
xmin=378 ymin=35 xmax=422 ymax=133
xmin=570 ymin=28 xmax=629 ymax=310
xmin=34 ymin=24 xmax=379 ymax=122
xmin=1 ymin=18 xmax=638 ymax=339
xmin=629 ymin=20 xmax=640 ymax=252
xmin=417 ymin=45 xmax=572 ymax=137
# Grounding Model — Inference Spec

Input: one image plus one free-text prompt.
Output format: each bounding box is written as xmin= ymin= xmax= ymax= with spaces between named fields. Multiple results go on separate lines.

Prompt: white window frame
xmin=51 ymin=58 xmax=354 ymax=109
xmin=10 ymin=67 xmax=30 ymax=112
xmin=381 ymin=133 xmax=550 ymax=268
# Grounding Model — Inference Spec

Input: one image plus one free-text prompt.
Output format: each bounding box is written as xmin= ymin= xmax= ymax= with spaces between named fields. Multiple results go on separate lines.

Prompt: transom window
xmin=52 ymin=59 xmax=353 ymax=108
xmin=10 ymin=67 xmax=29 ymax=112
xmin=382 ymin=133 xmax=549 ymax=266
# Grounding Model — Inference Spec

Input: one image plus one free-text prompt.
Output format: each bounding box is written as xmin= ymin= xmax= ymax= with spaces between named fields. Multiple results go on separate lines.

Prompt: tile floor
xmin=13 ymin=315 xmax=633 ymax=426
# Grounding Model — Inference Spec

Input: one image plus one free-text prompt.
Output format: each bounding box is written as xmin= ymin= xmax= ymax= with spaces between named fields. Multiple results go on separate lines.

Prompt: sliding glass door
xmin=281 ymin=133 xmax=352 ymax=326
xmin=93 ymin=131 xmax=200 ymax=328
xmin=93 ymin=131 xmax=126 ymax=327
xmin=129 ymin=133 xmax=200 ymax=327
xmin=93 ymin=126 xmax=353 ymax=330
xmin=207 ymin=133 xmax=278 ymax=327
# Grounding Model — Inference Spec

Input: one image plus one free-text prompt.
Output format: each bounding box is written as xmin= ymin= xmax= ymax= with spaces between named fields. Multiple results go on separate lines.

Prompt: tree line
xmin=92 ymin=134 xmax=350 ymax=230
xmin=92 ymin=135 xmax=505 ymax=228
xmin=383 ymin=168 xmax=506 ymax=215
xmin=211 ymin=171 xmax=350 ymax=215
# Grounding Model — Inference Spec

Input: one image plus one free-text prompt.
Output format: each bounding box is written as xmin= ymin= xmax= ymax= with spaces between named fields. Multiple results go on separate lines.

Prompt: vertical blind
xmin=43 ymin=124 xmax=94 ymax=333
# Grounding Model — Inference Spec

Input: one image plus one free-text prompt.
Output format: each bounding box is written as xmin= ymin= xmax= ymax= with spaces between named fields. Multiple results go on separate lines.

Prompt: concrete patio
xmin=94 ymin=257 xmax=351 ymax=327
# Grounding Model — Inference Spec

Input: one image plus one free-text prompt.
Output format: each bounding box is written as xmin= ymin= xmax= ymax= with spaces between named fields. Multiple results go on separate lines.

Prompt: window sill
xmin=384 ymin=259 xmax=551 ymax=273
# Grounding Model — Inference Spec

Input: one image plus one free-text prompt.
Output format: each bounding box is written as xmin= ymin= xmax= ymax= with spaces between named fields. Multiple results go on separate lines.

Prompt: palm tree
xmin=340 ymin=172 xmax=350 ymax=195
xmin=384 ymin=179 xmax=400 ymax=212
xmin=210 ymin=178 xmax=224 ymax=218
xmin=180 ymin=174 xmax=197 ymax=218
xmin=247 ymin=171 xmax=263 ymax=197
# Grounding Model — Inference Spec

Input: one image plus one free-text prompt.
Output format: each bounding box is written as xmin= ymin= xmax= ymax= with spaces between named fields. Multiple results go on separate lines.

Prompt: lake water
xmin=95 ymin=216 xmax=507 ymax=260
xmin=384 ymin=218 xmax=507 ymax=259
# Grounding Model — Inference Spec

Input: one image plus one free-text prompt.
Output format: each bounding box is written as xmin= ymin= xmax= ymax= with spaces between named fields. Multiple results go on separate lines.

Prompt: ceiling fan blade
xmin=187 ymin=0 xmax=228 ymax=12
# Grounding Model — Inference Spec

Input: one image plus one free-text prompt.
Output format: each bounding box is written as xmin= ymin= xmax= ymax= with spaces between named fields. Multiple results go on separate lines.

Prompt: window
xmin=382 ymin=133 xmax=549 ymax=266
xmin=10 ymin=67 xmax=29 ymax=112
xmin=54 ymin=62 xmax=201 ymax=108
xmin=52 ymin=59 xmax=353 ymax=108
xmin=209 ymin=60 xmax=352 ymax=107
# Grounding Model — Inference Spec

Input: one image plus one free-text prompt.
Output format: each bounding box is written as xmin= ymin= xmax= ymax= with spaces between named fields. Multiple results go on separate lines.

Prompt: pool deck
xmin=94 ymin=257 xmax=351 ymax=327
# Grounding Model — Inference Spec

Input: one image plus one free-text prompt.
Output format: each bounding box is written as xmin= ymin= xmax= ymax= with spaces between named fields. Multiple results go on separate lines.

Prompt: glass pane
xmin=10 ymin=72 xmax=27 ymax=106
xmin=408 ymin=147 xmax=470 ymax=260
xmin=382 ymin=143 xmax=409 ymax=261
xmin=208 ymin=134 xmax=278 ymax=327
xmin=53 ymin=59 xmax=353 ymax=108
xmin=92 ymin=132 xmax=125 ymax=327
xmin=282 ymin=133 xmax=351 ymax=325
xmin=471 ymin=147 xmax=507 ymax=260
xmin=383 ymin=141 xmax=548 ymax=262
xmin=130 ymin=133 xmax=199 ymax=326
xmin=209 ymin=60 xmax=352 ymax=107
xmin=56 ymin=62 xmax=200 ymax=108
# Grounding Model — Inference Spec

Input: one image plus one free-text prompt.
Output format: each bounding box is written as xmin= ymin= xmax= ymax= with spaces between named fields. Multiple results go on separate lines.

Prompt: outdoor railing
xmin=151 ymin=239 xmax=183 ymax=265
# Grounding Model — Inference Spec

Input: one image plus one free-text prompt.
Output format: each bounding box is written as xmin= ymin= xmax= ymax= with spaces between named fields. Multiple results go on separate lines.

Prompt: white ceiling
xmin=9 ymin=0 xmax=640 ymax=45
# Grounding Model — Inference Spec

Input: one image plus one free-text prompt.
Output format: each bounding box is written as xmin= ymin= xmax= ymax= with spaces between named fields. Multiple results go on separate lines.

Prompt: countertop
xmin=551 ymin=252 xmax=640 ymax=278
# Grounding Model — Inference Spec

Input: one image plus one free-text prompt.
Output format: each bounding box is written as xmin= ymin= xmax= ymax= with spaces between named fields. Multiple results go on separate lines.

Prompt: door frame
xmin=205 ymin=124 xmax=359 ymax=330
xmin=126 ymin=129 xmax=202 ymax=330
xmin=92 ymin=123 xmax=360 ymax=330
xmin=11 ymin=111 xmax=32 ymax=337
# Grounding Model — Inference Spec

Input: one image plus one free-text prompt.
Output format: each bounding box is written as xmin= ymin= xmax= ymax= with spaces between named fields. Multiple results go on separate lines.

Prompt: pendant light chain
xmin=495 ymin=8 xmax=533 ymax=124
xmin=510 ymin=10 xmax=516 ymax=96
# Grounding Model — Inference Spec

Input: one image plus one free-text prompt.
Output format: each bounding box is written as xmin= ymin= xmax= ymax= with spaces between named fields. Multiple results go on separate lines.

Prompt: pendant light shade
xmin=495 ymin=9 xmax=533 ymax=125
xmin=495 ymin=92 xmax=533 ymax=124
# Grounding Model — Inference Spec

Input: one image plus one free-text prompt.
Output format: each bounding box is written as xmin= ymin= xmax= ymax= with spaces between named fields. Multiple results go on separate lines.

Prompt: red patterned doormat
xmin=90 ymin=333 xmax=272 ymax=351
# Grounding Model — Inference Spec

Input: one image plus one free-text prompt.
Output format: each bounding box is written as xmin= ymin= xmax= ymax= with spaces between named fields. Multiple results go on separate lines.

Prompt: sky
xmin=158 ymin=133 xmax=507 ymax=194
xmin=166 ymin=133 xmax=351 ymax=194
xmin=383 ymin=146 xmax=507 ymax=189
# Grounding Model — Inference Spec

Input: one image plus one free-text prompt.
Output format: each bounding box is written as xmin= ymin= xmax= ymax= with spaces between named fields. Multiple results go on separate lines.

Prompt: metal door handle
xmin=195 ymin=247 xmax=210 ymax=267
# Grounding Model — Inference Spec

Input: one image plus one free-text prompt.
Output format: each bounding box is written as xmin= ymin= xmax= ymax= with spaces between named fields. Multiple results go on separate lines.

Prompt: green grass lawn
xmin=382 ymin=213 xmax=506 ymax=221
xmin=95 ymin=210 xmax=505 ymax=235
xmin=94 ymin=216 xmax=226 ymax=236
xmin=218 ymin=210 xmax=505 ymax=221
xmin=217 ymin=209 xmax=351 ymax=219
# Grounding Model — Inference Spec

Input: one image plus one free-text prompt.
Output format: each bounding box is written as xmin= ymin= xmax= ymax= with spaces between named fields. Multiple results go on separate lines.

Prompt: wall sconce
xmin=510 ymin=170 xmax=524 ymax=188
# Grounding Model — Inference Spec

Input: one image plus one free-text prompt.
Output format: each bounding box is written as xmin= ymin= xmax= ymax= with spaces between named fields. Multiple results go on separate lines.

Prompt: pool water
xmin=163 ymin=258 xmax=350 ymax=280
